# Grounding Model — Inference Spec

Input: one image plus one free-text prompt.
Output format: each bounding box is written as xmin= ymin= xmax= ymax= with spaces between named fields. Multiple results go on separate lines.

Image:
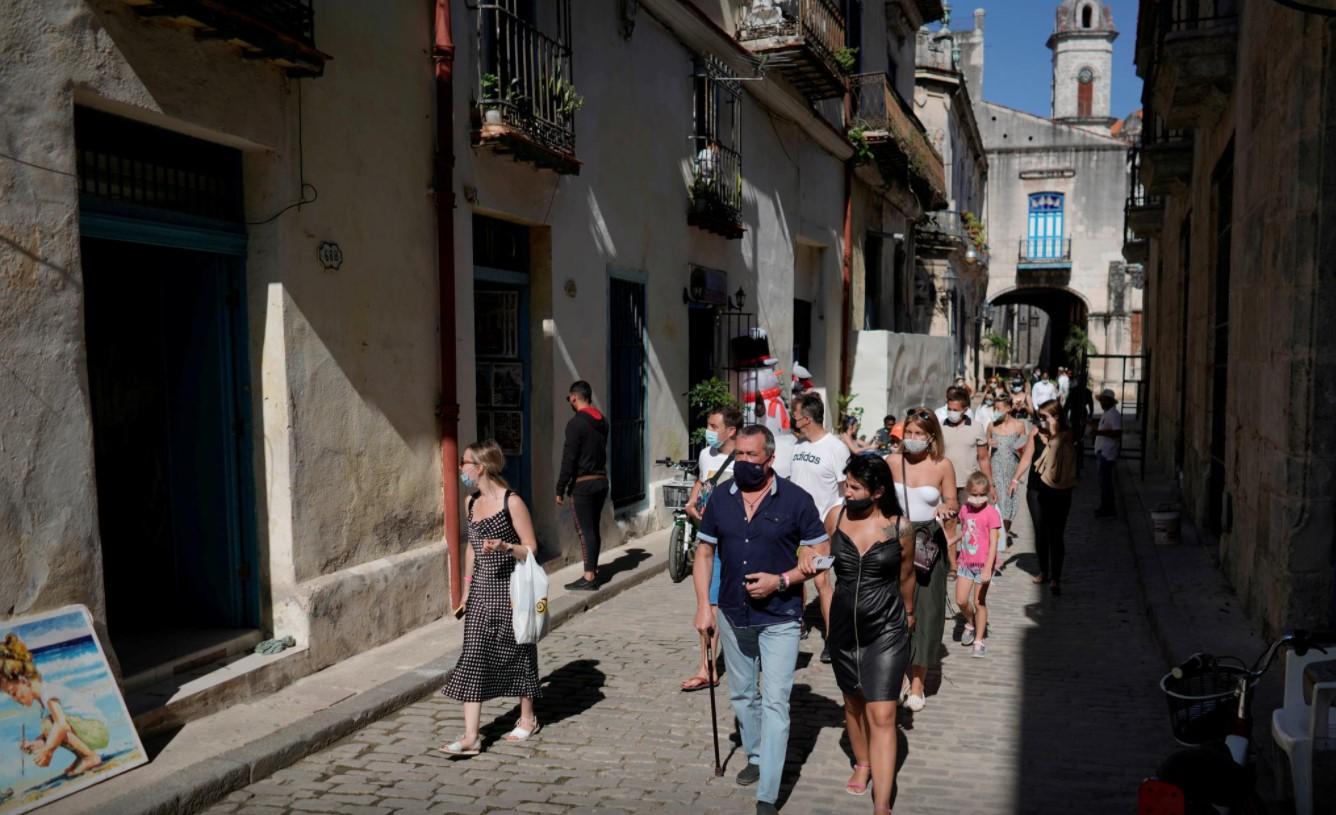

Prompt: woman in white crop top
xmin=883 ymin=407 xmax=958 ymax=713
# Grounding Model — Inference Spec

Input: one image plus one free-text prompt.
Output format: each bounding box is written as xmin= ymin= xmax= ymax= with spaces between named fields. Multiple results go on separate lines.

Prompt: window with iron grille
xmin=75 ymin=107 xmax=244 ymax=225
xmin=689 ymin=56 xmax=743 ymax=235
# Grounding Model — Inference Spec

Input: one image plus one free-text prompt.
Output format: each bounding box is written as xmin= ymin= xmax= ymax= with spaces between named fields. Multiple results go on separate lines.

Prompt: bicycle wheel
xmin=668 ymin=523 xmax=689 ymax=583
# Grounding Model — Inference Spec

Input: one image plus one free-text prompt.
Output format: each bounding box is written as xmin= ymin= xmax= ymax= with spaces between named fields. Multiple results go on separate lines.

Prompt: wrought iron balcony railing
xmin=849 ymin=72 xmax=947 ymax=209
xmin=689 ymin=143 xmax=744 ymax=239
xmin=736 ymin=0 xmax=847 ymax=100
xmin=475 ymin=1 xmax=579 ymax=173
xmin=1018 ymin=237 xmax=1072 ymax=263
xmin=121 ymin=0 xmax=326 ymax=76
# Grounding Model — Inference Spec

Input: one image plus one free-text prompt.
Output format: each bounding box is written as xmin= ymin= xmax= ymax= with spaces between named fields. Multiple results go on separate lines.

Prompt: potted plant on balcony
xmin=833 ymin=46 xmax=859 ymax=73
xmin=480 ymin=73 xmax=503 ymax=125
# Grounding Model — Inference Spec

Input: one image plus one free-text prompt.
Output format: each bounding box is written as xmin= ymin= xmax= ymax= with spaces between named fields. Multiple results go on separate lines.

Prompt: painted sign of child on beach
xmin=0 ymin=606 xmax=145 ymax=814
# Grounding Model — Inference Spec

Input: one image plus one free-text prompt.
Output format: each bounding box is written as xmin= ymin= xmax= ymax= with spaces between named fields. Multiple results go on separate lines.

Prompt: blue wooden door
xmin=1027 ymin=192 xmax=1065 ymax=259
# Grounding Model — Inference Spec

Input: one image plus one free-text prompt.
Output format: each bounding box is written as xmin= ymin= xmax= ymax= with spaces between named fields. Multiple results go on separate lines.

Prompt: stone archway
xmin=986 ymin=286 xmax=1090 ymax=374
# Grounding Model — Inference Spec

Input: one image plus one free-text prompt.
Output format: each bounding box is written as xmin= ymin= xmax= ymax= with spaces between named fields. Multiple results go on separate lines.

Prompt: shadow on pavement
xmin=481 ymin=659 xmax=607 ymax=748
xmin=599 ymin=547 xmax=652 ymax=581
xmin=776 ymin=682 xmax=846 ymax=809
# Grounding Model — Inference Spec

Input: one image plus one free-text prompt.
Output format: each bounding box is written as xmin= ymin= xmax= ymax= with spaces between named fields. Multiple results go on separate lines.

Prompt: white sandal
xmin=439 ymin=735 xmax=482 ymax=756
xmin=504 ymin=716 xmax=540 ymax=742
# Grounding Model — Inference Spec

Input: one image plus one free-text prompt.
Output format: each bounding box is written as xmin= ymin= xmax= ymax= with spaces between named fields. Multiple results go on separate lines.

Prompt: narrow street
xmin=204 ymin=471 xmax=1176 ymax=815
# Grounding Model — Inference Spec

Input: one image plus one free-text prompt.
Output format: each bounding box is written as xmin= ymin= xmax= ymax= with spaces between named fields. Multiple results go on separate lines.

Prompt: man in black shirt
xmin=1065 ymin=372 xmax=1094 ymax=475
xmin=556 ymin=380 xmax=609 ymax=590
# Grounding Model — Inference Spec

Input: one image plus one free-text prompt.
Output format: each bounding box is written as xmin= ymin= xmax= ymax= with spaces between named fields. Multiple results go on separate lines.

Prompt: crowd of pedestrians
xmin=437 ymin=366 xmax=1121 ymax=813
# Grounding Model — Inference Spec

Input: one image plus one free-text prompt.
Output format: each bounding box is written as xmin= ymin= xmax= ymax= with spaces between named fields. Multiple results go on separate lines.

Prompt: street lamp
xmin=730 ymin=286 xmax=747 ymax=311
xmin=964 ymin=243 xmax=978 ymax=263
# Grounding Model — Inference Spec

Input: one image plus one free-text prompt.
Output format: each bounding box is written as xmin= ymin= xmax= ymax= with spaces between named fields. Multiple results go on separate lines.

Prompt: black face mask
xmin=733 ymin=460 xmax=770 ymax=491
xmin=845 ymin=497 xmax=875 ymax=516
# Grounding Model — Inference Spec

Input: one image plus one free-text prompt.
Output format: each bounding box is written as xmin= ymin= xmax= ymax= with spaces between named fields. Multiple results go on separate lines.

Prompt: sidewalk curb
xmin=100 ymin=544 xmax=670 ymax=815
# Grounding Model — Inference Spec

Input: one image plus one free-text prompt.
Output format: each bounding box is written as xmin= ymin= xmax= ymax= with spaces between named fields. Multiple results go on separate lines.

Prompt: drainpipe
xmin=433 ymin=0 xmax=463 ymax=611
xmin=840 ymin=91 xmax=854 ymax=395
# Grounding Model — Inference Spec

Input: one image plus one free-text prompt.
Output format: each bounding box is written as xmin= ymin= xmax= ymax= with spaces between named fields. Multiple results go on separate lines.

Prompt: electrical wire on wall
xmin=247 ymin=77 xmax=318 ymax=225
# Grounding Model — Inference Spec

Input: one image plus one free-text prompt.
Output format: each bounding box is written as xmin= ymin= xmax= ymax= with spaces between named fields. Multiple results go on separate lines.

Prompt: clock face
xmin=1078 ymin=68 xmax=1094 ymax=84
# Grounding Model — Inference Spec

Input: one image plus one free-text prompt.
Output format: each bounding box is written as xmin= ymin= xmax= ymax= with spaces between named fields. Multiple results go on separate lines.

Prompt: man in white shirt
xmin=789 ymin=392 xmax=850 ymax=663
xmin=1031 ymin=372 xmax=1059 ymax=412
xmin=680 ymin=404 xmax=743 ymax=692
xmin=1057 ymin=367 xmax=1071 ymax=405
xmin=1093 ymin=389 xmax=1123 ymax=517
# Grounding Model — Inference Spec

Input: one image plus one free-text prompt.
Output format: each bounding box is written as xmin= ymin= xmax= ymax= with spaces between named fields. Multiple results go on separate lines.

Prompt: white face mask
xmin=946 ymin=410 xmax=963 ymax=423
xmin=966 ymin=496 xmax=989 ymax=507
xmin=902 ymin=438 xmax=930 ymax=454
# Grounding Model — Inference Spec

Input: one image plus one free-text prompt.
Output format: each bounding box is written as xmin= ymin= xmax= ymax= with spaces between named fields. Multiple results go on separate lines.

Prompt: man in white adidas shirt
xmin=789 ymin=392 xmax=851 ymax=664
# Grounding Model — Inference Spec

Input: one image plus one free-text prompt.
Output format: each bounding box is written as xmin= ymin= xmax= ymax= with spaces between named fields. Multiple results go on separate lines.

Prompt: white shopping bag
xmin=510 ymin=556 xmax=549 ymax=644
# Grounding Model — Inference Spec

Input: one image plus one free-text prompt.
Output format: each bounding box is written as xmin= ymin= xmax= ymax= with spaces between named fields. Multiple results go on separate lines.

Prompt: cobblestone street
xmin=205 ymin=473 xmax=1177 ymax=815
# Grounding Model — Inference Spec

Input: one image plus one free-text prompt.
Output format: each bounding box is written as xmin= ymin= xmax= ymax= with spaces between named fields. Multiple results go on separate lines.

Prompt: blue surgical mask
xmin=460 ymin=470 xmax=478 ymax=490
xmin=704 ymin=429 xmax=721 ymax=448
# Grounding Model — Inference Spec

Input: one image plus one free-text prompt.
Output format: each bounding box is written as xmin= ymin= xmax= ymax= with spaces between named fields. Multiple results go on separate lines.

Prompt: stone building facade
xmin=0 ymin=0 xmax=949 ymax=726
xmin=969 ymin=0 xmax=1141 ymax=395
xmin=1130 ymin=0 xmax=1336 ymax=630
xmin=910 ymin=8 xmax=990 ymax=385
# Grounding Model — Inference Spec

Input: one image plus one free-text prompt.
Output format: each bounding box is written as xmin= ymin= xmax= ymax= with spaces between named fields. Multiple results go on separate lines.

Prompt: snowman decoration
xmin=731 ymin=327 xmax=791 ymax=435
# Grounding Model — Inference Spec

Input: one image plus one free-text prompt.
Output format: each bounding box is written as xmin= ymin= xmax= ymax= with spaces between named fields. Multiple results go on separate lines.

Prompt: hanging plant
xmin=833 ymin=46 xmax=859 ymax=73
xmin=847 ymin=121 xmax=874 ymax=164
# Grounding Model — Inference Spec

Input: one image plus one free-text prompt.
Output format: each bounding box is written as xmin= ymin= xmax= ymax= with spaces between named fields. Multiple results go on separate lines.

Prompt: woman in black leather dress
xmin=803 ymin=453 xmax=916 ymax=813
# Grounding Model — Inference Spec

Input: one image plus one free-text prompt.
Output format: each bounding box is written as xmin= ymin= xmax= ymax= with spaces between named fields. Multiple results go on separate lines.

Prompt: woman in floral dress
xmin=987 ymin=393 xmax=1027 ymax=546
xmin=441 ymin=440 xmax=541 ymax=755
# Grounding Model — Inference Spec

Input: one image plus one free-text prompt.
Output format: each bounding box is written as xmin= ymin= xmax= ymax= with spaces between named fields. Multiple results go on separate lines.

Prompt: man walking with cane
xmin=693 ymin=425 xmax=829 ymax=814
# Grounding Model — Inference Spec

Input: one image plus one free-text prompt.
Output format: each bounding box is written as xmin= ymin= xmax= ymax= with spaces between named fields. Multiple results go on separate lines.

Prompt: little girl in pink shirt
xmin=955 ymin=472 xmax=1002 ymax=657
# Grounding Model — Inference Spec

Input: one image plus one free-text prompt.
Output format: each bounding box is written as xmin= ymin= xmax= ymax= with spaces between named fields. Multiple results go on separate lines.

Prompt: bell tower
xmin=1048 ymin=1 xmax=1118 ymax=129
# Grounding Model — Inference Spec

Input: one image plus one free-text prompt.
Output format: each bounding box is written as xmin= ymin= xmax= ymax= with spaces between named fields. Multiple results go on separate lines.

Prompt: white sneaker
xmin=972 ymin=641 xmax=987 ymax=658
xmin=904 ymin=693 xmax=926 ymax=712
xmin=899 ymin=676 xmax=910 ymax=703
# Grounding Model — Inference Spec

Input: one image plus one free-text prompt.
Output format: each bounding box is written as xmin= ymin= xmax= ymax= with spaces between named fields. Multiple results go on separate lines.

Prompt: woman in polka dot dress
xmin=441 ymin=440 xmax=541 ymax=755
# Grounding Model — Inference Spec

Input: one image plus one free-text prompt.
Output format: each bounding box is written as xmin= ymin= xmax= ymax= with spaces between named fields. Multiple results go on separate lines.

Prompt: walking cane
xmin=701 ymin=629 xmax=723 ymax=777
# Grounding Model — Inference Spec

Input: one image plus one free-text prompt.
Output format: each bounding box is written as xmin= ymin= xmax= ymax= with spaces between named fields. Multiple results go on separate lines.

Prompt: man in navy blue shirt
xmin=694 ymin=425 xmax=830 ymax=814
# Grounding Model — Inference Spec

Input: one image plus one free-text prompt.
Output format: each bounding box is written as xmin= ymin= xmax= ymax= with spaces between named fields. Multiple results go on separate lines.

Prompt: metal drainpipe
xmin=433 ymin=0 xmax=463 ymax=611
xmin=840 ymin=90 xmax=854 ymax=395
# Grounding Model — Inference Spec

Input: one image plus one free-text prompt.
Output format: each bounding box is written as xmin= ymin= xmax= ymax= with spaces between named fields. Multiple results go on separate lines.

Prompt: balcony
xmin=1140 ymin=124 xmax=1193 ymax=196
xmin=689 ymin=144 xmax=745 ymax=240
xmin=736 ymin=0 xmax=847 ymax=101
xmin=1017 ymin=237 xmax=1072 ymax=266
xmin=1150 ymin=0 xmax=1238 ymax=128
xmin=121 ymin=0 xmax=328 ymax=76
xmin=1125 ymin=146 xmax=1166 ymax=237
xmin=849 ymin=73 xmax=948 ymax=210
xmin=473 ymin=2 xmax=580 ymax=175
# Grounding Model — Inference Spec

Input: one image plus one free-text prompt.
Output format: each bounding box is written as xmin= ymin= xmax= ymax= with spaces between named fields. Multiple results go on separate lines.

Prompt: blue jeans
xmin=717 ymin=615 xmax=801 ymax=805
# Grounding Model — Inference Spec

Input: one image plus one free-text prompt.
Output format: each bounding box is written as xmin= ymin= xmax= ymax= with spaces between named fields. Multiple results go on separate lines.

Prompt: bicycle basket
xmin=662 ymin=481 xmax=694 ymax=510
xmin=1159 ymin=659 xmax=1251 ymax=745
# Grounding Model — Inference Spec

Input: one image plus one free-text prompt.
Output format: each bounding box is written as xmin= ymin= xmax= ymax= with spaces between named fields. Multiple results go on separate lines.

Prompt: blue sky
xmin=948 ymin=0 xmax=1144 ymax=119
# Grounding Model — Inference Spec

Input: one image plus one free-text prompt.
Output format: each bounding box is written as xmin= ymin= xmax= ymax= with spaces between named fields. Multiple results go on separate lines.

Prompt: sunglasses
xmin=904 ymin=408 xmax=934 ymax=422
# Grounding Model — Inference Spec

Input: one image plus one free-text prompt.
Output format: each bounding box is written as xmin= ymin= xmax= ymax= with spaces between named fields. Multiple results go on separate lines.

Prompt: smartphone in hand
xmin=452 ymin=601 xmax=466 ymax=619
xmin=811 ymin=555 xmax=835 ymax=571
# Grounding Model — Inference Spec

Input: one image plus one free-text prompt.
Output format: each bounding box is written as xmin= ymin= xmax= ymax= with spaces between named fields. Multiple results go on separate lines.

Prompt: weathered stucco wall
xmin=1 ymin=0 xmax=446 ymax=667
xmin=449 ymin=0 xmax=853 ymax=560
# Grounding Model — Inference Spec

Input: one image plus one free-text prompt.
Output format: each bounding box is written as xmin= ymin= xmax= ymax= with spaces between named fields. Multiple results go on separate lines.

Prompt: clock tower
xmin=1048 ymin=1 xmax=1118 ymax=130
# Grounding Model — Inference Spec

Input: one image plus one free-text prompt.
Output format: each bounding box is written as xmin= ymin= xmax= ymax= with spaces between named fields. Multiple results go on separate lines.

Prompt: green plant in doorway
xmin=688 ymin=377 xmax=738 ymax=447
xmin=836 ymin=392 xmax=864 ymax=427
xmin=1063 ymin=326 xmax=1096 ymax=371
xmin=984 ymin=331 xmax=1011 ymax=365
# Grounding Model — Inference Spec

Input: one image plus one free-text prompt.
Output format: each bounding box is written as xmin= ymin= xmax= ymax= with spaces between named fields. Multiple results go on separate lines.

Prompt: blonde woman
xmin=441 ymin=440 xmax=541 ymax=755
xmin=884 ymin=408 xmax=957 ymax=713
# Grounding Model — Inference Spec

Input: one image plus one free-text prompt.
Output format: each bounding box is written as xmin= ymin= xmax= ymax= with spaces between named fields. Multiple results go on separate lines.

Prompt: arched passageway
xmin=986 ymin=287 xmax=1089 ymax=375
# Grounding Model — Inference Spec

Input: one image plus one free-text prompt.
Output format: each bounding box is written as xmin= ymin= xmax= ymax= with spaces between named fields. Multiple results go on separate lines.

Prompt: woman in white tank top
xmin=883 ymin=408 xmax=958 ymax=713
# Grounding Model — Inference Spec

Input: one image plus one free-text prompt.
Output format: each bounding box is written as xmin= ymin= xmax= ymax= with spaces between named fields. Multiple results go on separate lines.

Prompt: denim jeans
xmin=717 ymin=615 xmax=801 ymax=805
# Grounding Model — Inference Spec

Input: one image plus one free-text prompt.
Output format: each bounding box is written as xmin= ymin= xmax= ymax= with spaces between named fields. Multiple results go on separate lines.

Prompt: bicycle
xmin=1138 ymin=630 xmax=1332 ymax=814
xmin=655 ymin=457 xmax=698 ymax=583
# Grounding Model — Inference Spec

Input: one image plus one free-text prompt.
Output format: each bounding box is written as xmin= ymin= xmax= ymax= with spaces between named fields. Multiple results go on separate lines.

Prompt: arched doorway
xmin=986 ymin=286 xmax=1089 ymax=375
